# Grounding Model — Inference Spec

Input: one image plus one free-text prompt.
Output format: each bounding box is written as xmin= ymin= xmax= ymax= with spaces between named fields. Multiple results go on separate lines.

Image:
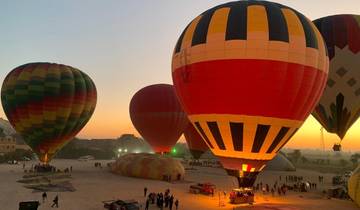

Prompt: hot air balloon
xmin=172 ymin=1 xmax=329 ymax=187
xmin=1 ymin=62 xmax=97 ymax=163
xmin=184 ymin=120 xmax=209 ymax=159
xmin=129 ymin=84 xmax=188 ymax=154
xmin=348 ymin=165 xmax=360 ymax=207
xmin=312 ymin=15 xmax=360 ymax=146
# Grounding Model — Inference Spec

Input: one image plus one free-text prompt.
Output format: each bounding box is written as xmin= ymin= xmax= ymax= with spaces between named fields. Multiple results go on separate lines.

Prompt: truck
xmin=189 ymin=182 xmax=215 ymax=195
xmin=229 ymin=188 xmax=254 ymax=204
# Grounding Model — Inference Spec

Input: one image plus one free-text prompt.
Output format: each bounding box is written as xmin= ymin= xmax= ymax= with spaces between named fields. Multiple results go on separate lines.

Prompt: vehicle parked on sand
xmin=189 ymin=182 xmax=215 ymax=195
xmin=103 ymin=199 xmax=140 ymax=210
xmin=229 ymin=188 xmax=254 ymax=204
xmin=78 ymin=155 xmax=95 ymax=161
xmin=19 ymin=201 xmax=40 ymax=210
xmin=7 ymin=160 xmax=18 ymax=164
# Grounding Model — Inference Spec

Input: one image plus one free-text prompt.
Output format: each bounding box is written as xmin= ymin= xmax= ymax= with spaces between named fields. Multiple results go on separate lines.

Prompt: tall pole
xmin=320 ymin=127 xmax=325 ymax=151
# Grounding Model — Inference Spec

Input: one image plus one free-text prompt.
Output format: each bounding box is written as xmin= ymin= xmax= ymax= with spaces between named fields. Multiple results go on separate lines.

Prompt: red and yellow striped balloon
xmin=172 ymin=1 xmax=329 ymax=187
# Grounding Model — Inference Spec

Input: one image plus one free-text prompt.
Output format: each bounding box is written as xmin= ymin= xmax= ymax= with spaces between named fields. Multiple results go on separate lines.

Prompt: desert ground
xmin=0 ymin=159 xmax=358 ymax=210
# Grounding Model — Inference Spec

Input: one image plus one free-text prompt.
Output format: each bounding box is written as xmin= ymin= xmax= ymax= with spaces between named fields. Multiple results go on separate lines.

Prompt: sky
xmin=0 ymin=0 xmax=360 ymax=151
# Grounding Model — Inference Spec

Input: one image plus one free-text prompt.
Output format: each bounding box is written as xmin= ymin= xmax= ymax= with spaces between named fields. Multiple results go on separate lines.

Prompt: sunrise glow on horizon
xmin=1 ymin=0 xmax=360 ymax=151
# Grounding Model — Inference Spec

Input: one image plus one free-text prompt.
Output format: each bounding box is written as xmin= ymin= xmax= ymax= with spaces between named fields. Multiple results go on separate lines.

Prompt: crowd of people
xmin=254 ymin=174 xmax=325 ymax=197
xmin=144 ymin=187 xmax=179 ymax=210
xmin=22 ymin=163 xmax=73 ymax=173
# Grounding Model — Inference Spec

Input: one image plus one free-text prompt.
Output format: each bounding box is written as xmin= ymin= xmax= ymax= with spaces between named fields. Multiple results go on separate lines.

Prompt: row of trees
xmin=287 ymin=149 xmax=360 ymax=168
xmin=0 ymin=149 xmax=33 ymax=163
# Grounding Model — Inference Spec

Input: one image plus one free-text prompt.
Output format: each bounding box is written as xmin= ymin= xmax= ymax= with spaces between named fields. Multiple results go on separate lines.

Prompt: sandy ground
xmin=0 ymin=159 xmax=358 ymax=210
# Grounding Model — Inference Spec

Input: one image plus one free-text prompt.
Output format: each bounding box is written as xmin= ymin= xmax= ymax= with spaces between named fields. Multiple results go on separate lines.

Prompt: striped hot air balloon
xmin=129 ymin=84 xmax=188 ymax=154
xmin=184 ymin=119 xmax=209 ymax=159
xmin=172 ymin=0 xmax=329 ymax=187
xmin=1 ymin=62 xmax=97 ymax=163
xmin=312 ymin=14 xmax=360 ymax=141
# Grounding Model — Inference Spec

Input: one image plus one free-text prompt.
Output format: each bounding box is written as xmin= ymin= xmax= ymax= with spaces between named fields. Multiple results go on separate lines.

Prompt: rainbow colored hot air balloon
xmin=172 ymin=1 xmax=329 ymax=187
xmin=184 ymin=119 xmax=209 ymax=159
xmin=312 ymin=14 xmax=360 ymax=141
xmin=1 ymin=62 xmax=97 ymax=163
xmin=129 ymin=84 xmax=188 ymax=154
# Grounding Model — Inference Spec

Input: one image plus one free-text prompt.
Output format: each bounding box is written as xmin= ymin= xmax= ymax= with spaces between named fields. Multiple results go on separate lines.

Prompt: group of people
xmin=23 ymin=163 xmax=73 ymax=173
xmin=285 ymin=175 xmax=304 ymax=183
xmin=42 ymin=192 xmax=59 ymax=208
xmin=254 ymin=182 xmax=287 ymax=196
xmin=144 ymin=187 xmax=179 ymax=210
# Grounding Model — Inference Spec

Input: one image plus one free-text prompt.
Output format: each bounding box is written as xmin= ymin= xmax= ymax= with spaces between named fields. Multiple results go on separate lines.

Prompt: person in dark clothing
xmin=42 ymin=192 xmax=47 ymax=203
xmin=144 ymin=187 xmax=148 ymax=197
xmin=165 ymin=195 xmax=169 ymax=207
xmin=169 ymin=195 xmax=174 ymax=210
xmin=159 ymin=197 xmax=164 ymax=210
xmin=145 ymin=198 xmax=150 ymax=210
xmin=51 ymin=195 xmax=59 ymax=208
xmin=175 ymin=199 xmax=179 ymax=210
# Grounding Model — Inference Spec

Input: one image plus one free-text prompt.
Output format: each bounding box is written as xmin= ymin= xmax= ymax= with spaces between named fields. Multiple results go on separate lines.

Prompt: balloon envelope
xmin=312 ymin=14 xmax=360 ymax=140
xmin=129 ymin=84 xmax=188 ymax=153
xmin=348 ymin=165 xmax=360 ymax=207
xmin=1 ymin=62 xmax=97 ymax=163
xmin=172 ymin=1 xmax=328 ymax=187
xmin=184 ymin=120 xmax=209 ymax=159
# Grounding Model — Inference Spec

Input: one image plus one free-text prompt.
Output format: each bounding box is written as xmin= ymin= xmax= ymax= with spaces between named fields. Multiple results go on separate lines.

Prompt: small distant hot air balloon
xmin=129 ymin=84 xmax=188 ymax=154
xmin=1 ymin=62 xmax=97 ymax=163
xmin=184 ymin=119 xmax=209 ymax=159
xmin=172 ymin=1 xmax=329 ymax=187
xmin=312 ymin=15 xmax=360 ymax=147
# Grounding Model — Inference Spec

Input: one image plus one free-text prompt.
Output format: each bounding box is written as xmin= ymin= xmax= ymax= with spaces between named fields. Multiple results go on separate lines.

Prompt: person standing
xmin=145 ymin=198 xmax=150 ymax=210
xmin=175 ymin=199 xmax=179 ymax=210
xmin=169 ymin=195 xmax=174 ymax=210
xmin=51 ymin=195 xmax=59 ymax=208
xmin=42 ymin=192 xmax=47 ymax=203
xmin=144 ymin=187 xmax=148 ymax=197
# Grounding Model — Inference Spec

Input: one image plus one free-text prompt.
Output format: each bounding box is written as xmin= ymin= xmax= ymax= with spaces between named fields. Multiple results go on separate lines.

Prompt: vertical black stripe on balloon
xmin=207 ymin=122 xmax=226 ymax=150
xmin=174 ymin=23 xmax=190 ymax=53
xmin=264 ymin=3 xmax=289 ymax=42
xmin=225 ymin=2 xmax=247 ymax=40
xmin=336 ymin=93 xmax=345 ymax=135
xmin=266 ymin=127 xmax=290 ymax=153
xmin=192 ymin=10 xmax=215 ymax=46
xmin=251 ymin=124 xmax=270 ymax=153
xmin=194 ymin=122 xmax=214 ymax=149
xmin=230 ymin=122 xmax=244 ymax=151
xmin=314 ymin=18 xmax=333 ymax=58
xmin=275 ymin=128 xmax=299 ymax=153
xmin=295 ymin=12 xmax=318 ymax=49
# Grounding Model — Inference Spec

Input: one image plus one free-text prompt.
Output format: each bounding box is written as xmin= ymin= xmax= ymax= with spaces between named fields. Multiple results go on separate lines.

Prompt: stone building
xmin=0 ymin=136 xmax=16 ymax=154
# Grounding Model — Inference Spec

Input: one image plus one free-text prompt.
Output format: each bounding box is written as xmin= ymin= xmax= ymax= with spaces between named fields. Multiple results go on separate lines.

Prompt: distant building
xmin=0 ymin=135 xmax=16 ymax=154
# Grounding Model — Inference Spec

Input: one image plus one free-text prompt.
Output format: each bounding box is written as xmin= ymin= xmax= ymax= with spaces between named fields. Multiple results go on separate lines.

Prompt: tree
xmin=0 ymin=127 xmax=5 ymax=138
xmin=288 ymin=149 xmax=302 ymax=163
xmin=339 ymin=159 xmax=349 ymax=166
xmin=350 ymin=153 xmax=360 ymax=167
xmin=300 ymin=156 xmax=308 ymax=164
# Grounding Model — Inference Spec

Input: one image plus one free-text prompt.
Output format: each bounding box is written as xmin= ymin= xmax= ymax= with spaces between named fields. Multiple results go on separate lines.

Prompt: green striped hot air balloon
xmin=1 ymin=62 xmax=97 ymax=163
